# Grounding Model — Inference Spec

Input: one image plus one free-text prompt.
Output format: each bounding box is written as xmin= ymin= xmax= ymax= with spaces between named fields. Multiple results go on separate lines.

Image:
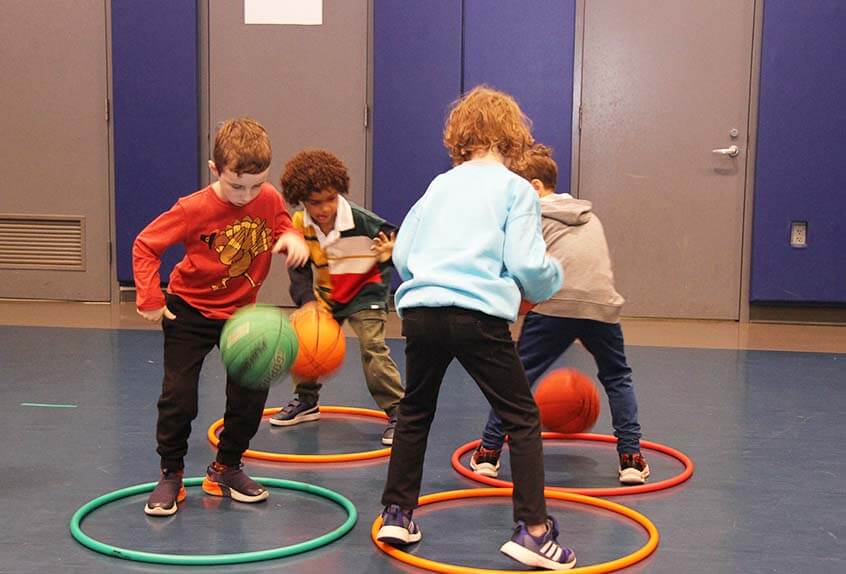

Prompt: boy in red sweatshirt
xmin=133 ymin=118 xmax=308 ymax=516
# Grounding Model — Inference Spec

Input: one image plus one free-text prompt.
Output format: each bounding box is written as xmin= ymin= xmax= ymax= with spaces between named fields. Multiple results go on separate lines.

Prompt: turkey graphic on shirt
xmin=201 ymin=216 xmax=272 ymax=291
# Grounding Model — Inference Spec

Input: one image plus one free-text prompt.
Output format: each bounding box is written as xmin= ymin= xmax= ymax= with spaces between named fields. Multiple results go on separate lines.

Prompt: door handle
xmin=712 ymin=145 xmax=740 ymax=157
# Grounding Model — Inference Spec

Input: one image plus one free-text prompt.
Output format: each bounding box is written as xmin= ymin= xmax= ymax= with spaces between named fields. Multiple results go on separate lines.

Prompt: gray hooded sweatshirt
xmin=532 ymin=193 xmax=625 ymax=323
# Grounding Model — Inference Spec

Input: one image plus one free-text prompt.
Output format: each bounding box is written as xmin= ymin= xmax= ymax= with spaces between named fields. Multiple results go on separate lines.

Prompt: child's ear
xmin=208 ymin=160 xmax=220 ymax=179
xmin=530 ymin=179 xmax=545 ymax=192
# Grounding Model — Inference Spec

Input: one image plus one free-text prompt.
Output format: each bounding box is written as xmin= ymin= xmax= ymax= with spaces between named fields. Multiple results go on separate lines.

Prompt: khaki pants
xmin=293 ymin=309 xmax=404 ymax=415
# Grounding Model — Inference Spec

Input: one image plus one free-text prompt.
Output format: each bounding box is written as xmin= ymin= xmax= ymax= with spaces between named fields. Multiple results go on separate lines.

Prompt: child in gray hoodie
xmin=471 ymin=144 xmax=649 ymax=486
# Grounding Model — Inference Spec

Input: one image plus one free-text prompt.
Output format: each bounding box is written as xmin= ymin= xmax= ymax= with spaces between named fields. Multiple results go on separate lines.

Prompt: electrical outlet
xmin=790 ymin=221 xmax=807 ymax=247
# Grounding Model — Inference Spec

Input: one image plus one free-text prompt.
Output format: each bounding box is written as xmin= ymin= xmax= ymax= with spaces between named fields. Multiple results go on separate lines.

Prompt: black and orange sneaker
xmin=202 ymin=461 xmax=269 ymax=503
xmin=470 ymin=445 xmax=502 ymax=478
xmin=618 ymin=452 xmax=650 ymax=485
xmin=144 ymin=469 xmax=186 ymax=516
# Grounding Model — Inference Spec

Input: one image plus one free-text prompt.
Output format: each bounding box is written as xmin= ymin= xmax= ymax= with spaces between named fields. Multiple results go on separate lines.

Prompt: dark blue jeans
xmin=481 ymin=312 xmax=642 ymax=454
xmin=382 ymin=307 xmax=548 ymax=524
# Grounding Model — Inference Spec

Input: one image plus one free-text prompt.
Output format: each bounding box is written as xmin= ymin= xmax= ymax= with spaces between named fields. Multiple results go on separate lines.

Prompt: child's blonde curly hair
xmin=443 ymin=85 xmax=534 ymax=165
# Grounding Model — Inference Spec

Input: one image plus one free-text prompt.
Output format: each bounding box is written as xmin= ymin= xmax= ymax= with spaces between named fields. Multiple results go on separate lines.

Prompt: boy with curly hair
xmin=269 ymin=149 xmax=405 ymax=445
xmin=376 ymin=86 xmax=576 ymax=570
xmin=133 ymin=117 xmax=308 ymax=516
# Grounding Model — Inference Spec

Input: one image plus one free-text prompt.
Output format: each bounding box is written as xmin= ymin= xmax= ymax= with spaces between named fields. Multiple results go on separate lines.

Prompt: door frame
xmin=569 ymin=0 xmax=765 ymax=322
xmin=106 ymin=0 xmax=118 ymax=306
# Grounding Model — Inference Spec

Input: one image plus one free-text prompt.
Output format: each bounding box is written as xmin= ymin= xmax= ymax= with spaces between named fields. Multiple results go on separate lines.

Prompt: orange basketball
xmin=289 ymin=304 xmax=346 ymax=379
xmin=534 ymin=368 xmax=600 ymax=433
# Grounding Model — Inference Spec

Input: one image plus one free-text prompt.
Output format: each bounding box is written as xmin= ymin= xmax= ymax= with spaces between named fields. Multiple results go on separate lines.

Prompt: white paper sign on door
xmin=244 ymin=0 xmax=322 ymax=25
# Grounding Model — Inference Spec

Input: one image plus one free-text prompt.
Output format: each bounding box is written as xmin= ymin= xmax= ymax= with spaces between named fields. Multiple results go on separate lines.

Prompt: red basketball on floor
xmin=289 ymin=303 xmax=346 ymax=379
xmin=534 ymin=368 xmax=600 ymax=433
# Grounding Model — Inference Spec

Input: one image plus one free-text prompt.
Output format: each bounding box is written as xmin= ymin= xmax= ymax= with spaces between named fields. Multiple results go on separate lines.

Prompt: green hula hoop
xmin=69 ymin=477 xmax=357 ymax=565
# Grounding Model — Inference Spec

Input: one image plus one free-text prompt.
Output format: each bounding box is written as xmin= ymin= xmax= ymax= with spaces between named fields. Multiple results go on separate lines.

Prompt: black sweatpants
xmin=156 ymin=295 xmax=268 ymax=471
xmin=381 ymin=307 xmax=548 ymax=524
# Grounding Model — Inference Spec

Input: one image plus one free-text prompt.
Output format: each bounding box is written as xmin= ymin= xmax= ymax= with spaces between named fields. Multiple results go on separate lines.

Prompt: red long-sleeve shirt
xmin=133 ymin=184 xmax=296 ymax=320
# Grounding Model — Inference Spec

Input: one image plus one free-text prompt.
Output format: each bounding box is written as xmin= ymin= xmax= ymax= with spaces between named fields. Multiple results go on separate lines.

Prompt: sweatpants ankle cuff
xmin=161 ymin=459 xmax=184 ymax=473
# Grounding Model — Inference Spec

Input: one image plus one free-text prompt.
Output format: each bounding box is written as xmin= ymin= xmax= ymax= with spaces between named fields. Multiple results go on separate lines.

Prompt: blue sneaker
xmin=269 ymin=398 xmax=320 ymax=427
xmin=144 ymin=469 xmax=186 ymax=516
xmin=500 ymin=516 xmax=576 ymax=570
xmin=376 ymin=504 xmax=422 ymax=545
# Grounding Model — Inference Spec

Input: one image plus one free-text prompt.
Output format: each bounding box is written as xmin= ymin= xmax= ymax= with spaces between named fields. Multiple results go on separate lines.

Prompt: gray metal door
xmin=577 ymin=0 xmax=756 ymax=319
xmin=207 ymin=1 xmax=368 ymax=306
xmin=0 ymin=0 xmax=111 ymax=301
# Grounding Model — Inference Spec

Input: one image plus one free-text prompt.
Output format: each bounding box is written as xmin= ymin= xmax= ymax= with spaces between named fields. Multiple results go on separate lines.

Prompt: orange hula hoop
xmin=371 ymin=487 xmax=660 ymax=574
xmin=207 ymin=406 xmax=391 ymax=463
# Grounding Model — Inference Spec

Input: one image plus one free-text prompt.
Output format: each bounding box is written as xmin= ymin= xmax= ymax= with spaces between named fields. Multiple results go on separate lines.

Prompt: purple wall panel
xmin=372 ymin=0 xmax=462 ymax=230
xmin=751 ymin=1 xmax=846 ymax=303
xmin=112 ymin=0 xmax=198 ymax=284
xmin=463 ymin=0 xmax=576 ymax=193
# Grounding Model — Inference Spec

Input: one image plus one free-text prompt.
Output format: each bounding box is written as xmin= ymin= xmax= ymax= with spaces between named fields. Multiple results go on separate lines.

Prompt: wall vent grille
xmin=0 ymin=216 xmax=85 ymax=270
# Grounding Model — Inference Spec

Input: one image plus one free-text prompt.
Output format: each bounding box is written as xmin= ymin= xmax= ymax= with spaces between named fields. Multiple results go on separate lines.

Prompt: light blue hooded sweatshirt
xmin=392 ymin=160 xmax=563 ymax=322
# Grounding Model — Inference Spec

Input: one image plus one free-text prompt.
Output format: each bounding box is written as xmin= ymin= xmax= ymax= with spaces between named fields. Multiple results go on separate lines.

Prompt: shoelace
xmin=476 ymin=447 xmax=499 ymax=461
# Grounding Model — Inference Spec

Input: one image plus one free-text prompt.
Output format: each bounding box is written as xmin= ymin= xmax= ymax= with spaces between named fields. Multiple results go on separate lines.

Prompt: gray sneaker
xmin=144 ymin=469 xmax=186 ymax=516
xmin=381 ymin=414 xmax=397 ymax=446
xmin=269 ymin=398 xmax=320 ymax=427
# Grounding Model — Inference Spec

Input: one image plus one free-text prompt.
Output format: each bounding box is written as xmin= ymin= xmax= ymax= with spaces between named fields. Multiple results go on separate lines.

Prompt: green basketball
xmin=219 ymin=305 xmax=298 ymax=390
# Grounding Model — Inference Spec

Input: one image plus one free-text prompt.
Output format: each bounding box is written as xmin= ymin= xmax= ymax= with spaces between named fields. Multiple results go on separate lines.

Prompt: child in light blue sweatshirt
xmin=376 ymin=86 xmax=576 ymax=571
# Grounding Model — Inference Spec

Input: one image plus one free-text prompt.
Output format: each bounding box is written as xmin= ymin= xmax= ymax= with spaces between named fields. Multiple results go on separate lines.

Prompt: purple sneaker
xmin=202 ymin=462 xmax=269 ymax=503
xmin=144 ymin=469 xmax=186 ymax=516
xmin=376 ymin=504 xmax=422 ymax=545
xmin=500 ymin=516 xmax=576 ymax=570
